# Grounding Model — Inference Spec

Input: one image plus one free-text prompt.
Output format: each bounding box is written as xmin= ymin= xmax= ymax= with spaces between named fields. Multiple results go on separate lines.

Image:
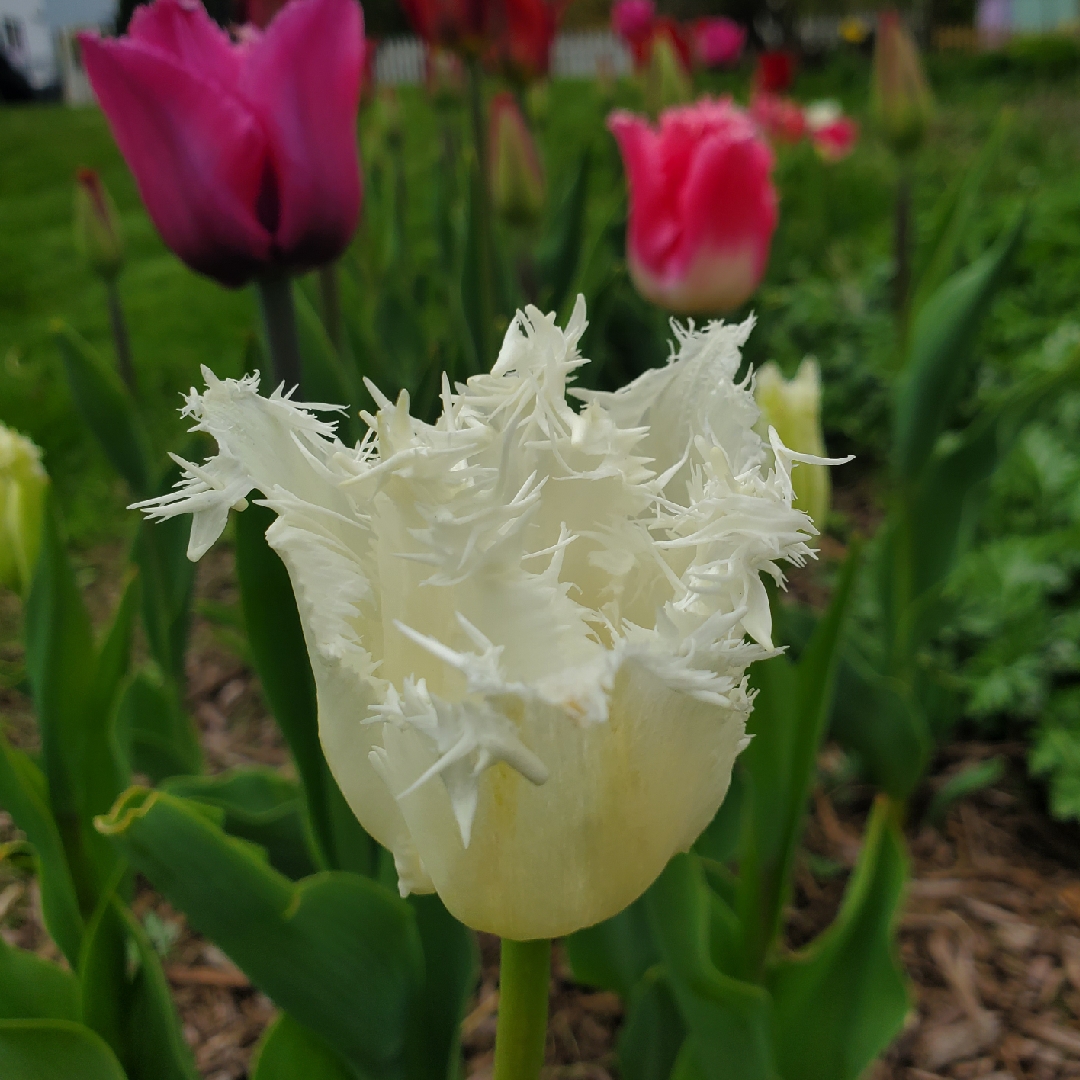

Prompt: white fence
xmin=374 ymin=29 xmax=632 ymax=86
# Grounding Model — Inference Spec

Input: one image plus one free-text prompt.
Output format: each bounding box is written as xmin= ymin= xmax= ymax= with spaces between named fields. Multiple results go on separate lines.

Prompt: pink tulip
xmin=608 ymin=98 xmax=777 ymax=314
xmin=691 ymin=17 xmax=745 ymax=68
xmin=805 ymin=101 xmax=859 ymax=161
xmin=78 ymin=0 xmax=363 ymax=288
xmin=611 ymin=0 xmax=655 ymax=46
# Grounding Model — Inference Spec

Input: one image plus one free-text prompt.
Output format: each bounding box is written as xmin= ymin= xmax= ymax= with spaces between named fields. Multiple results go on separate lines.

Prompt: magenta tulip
xmin=691 ymin=17 xmax=745 ymax=68
xmin=608 ymin=98 xmax=778 ymax=314
xmin=79 ymin=0 xmax=363 ymax=288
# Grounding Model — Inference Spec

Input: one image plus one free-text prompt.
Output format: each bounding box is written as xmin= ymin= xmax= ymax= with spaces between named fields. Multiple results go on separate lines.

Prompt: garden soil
xmin=2 ymin=550 xmax=1080 ymax=1080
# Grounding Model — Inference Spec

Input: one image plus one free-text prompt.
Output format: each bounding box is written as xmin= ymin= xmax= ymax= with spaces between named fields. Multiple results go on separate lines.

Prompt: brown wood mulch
xmin=2 ymin=551 xmax=1080 ymax=1079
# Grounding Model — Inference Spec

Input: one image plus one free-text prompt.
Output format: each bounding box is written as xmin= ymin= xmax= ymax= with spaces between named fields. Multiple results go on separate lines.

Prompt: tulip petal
xmin=127 ymin=0 xmax=241 ymax=90
xmin=240 ymin=0 xmax=363 ymax=269
xmin=80 ymin=34 xmax=272 ymax=286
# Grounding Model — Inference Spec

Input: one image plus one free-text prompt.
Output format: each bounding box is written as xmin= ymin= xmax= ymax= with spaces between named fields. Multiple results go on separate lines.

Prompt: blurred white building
xmin=0 ymin=0 xmax=56 ymax=89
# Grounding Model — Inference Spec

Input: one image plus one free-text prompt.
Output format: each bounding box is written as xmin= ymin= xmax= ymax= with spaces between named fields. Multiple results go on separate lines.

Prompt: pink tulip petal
xmin=127 ymin=0 xmax=241 ymax=90
xmin=679 ymin=126 xmax=776 ymax=286
xmin=80 ymin=34 xmax=272 ymax=286
xmin=240 ymin=0 xmax=363 ymax=269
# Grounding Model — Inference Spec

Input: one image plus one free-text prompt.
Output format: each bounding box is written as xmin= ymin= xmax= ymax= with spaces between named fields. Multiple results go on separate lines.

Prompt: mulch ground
xmin=2 ymin=548 xmax=1080 ymax=1079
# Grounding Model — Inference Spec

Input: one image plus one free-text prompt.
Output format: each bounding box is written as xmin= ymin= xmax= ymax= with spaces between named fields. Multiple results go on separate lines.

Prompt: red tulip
xmin=79 ymin=0 xmax=363 ymax=288
xmin=486 ymin=0 xmax=561 ymax=82
xmin=401 ymin=0 xmax=560 ymax=80
xmin=691 ymin=17 xmax=745 ymax=68
xmin=608 ymin=98 xmax=778 ymax=314
xmin=754 ymin=49 xmax=796 ymax=93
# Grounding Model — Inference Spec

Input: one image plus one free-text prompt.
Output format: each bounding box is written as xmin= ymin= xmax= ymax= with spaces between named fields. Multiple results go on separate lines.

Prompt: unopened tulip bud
xmin=74 ymin=168 xmax=124 ymax=280
xmin=609 ymin=98 xmax=778 ymax=314
xmin=643 ymin=29 xmax=692 ymax=115
xmin=0 ymin=424 xmax=48 ymax=597
xmin=755 ymin=359 xmax=830 ymax=527
xmin=489 ymin=92 xmax=546 ymax=226
xmin=872 ymin=11 xmax=933 ymax=156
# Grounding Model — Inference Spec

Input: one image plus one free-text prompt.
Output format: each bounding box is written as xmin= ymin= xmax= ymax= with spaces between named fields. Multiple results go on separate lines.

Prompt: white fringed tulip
xmin=136 ymin=299 xmax=833 ymax=939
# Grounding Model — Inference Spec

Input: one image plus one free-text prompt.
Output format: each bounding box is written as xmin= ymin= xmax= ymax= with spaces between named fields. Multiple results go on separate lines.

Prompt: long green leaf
xmin=893 ymin=212 xmax=1026 ymax=482
xmin=98 ymin=787 xmax=423 ymax=1078
xmin=768 ymin=797 xmax=910 ymax=1080
xmin=736 ymin=549 xmax=860 ymax=974
xmin=251 ymin=1014 xmax=356 ymax=1080
xmin=0 ymin=937 xmax=79 ymax=1022
xmin=0 ymin=1018 xmax=127 ymax=1080
xmin=566 ymin=895 xmax=657 ymax=999
xmin=162 ymin=769 xmax=318 ymax=881
xmin=52 ymin=320 xmax=153 ymax=498
xmin=234 ymin=502 xmax=374 ymax=876
xmin=536 ymin=149 xmax=591 ymax=317
xmin=910 ymin=113 xmax=1009 ymax=321
xmin=618 ymin=972 xmax=685 ymax=1080
xmin=113 ymin=670 xmax=202 ymax=783
xmin=646 ymin=855 xmax=777 ymax=1080
xmin=405 ymin=895 xmax=478 ymax=1080
xmin=79 ymin=871 xmax=199 ymax=1080
xmin=0 ymin=739 xmax=83 ymax=964
xmin=295 ymin=286 xmax=360 ymax=440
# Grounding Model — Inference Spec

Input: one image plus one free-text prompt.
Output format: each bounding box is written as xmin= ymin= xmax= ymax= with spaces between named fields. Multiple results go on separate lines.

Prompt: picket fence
xmin=374 ymin=29 xmax=633 ymax=85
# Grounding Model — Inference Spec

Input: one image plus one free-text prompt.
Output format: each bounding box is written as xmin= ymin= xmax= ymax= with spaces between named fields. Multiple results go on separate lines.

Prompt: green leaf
xmin=81 ymin=881 xmax=198 ymax=1080
xmin=98 ymin=787 xmax=423 ymax=1078
xmin=251 ymin=1014 xmax=356 ymax=1080
xmin=24 ymin=499 xmax=95 ymax=824
xmin=536 ymin=149 xmax=591 ymax=317
xmin=0 ymin=738 xmax=83 ymax=964
xmin=645 ymin=856 xmax=777 ymax=1080
xmin=565 ymin=895 xmax=657 ymax=999
xmin=0 ymin=937 xmax=79 ymax=1022
xmin=737 ymin=549 xmax=860 ymax=974
xmin=0 ymin=1019 xmax=127 ymax=1080
xmin=893 ymin=212 xmax=1026 ymax=482
xmin=133 ymin=466 xmax=196 ymax=685
xmin=52 ymin=320 xmax=153 ymax=498
xmin=295 ymin=286 xmax=360 ymax=441
xmin=114 ymin=670 xmax=202 ymax=784
xmin=405 ymin=895 xmax=478 ymax=1080
xmin=925 ymin=757 xmax=1005 ymax=826
xmin=618 ymin=972 xmax=685 ymax=1080
xmin=910 ymin=113 xmax=1009 ymax=321
xmin=768 ymin=797 xmax=910 ymax=1080
xmin=829 ymin=651 xmax=931 ymax=802
xmin=162 ymin=769 xmax=318 ymax=881
xmin=234 ymin=502 xmax=375 ymax=876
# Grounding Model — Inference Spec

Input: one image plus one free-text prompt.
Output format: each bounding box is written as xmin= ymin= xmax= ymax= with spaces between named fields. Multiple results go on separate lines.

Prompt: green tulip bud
xmin=0 ymin=423 xmax=48 ymax=597
xmin=755 ymin=359 xmax=831 ymax=529
xmin=74 ymin=168 xmax=125 ymax=279
xmin=871 ymin=11 xmax=934 ymax=157
xmin=489 ymin=92 xmax=546 ymax=227
xmin=643 ymin=32 xmax=692 ymax=117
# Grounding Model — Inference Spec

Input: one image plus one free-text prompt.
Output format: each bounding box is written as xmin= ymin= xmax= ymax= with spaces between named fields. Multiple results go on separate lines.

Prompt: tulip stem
xmin=257 ymin=273 xmax=303 ymax=392
xmin=892 ymin=164 xmax=913 ymax=323
xmin=317 ymin=263 xmax=343 ymax=353
xmin=493 ymin=938 xmax=551 ymax=1080
xmin=466 ymin=56 xmax=496 ymax=370
xmin=104 ymin=278 xmax=136 ymax=395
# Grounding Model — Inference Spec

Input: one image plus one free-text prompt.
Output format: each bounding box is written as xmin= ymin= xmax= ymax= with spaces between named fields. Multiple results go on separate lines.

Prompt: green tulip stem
xmin=893 ymin=161 xmax=914 ymax=324
xmin=466 ymin=55 xmax=496 ymax=369
xmin=493 ymin=938 xmax=551 ymax=1080
xmin=257 ymin=272 xmax=303 ymax=393
xmin=317 ymin=263 xmax=343 ymax=354
xmin=104 ymin=277 xmax=136 ymax=395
